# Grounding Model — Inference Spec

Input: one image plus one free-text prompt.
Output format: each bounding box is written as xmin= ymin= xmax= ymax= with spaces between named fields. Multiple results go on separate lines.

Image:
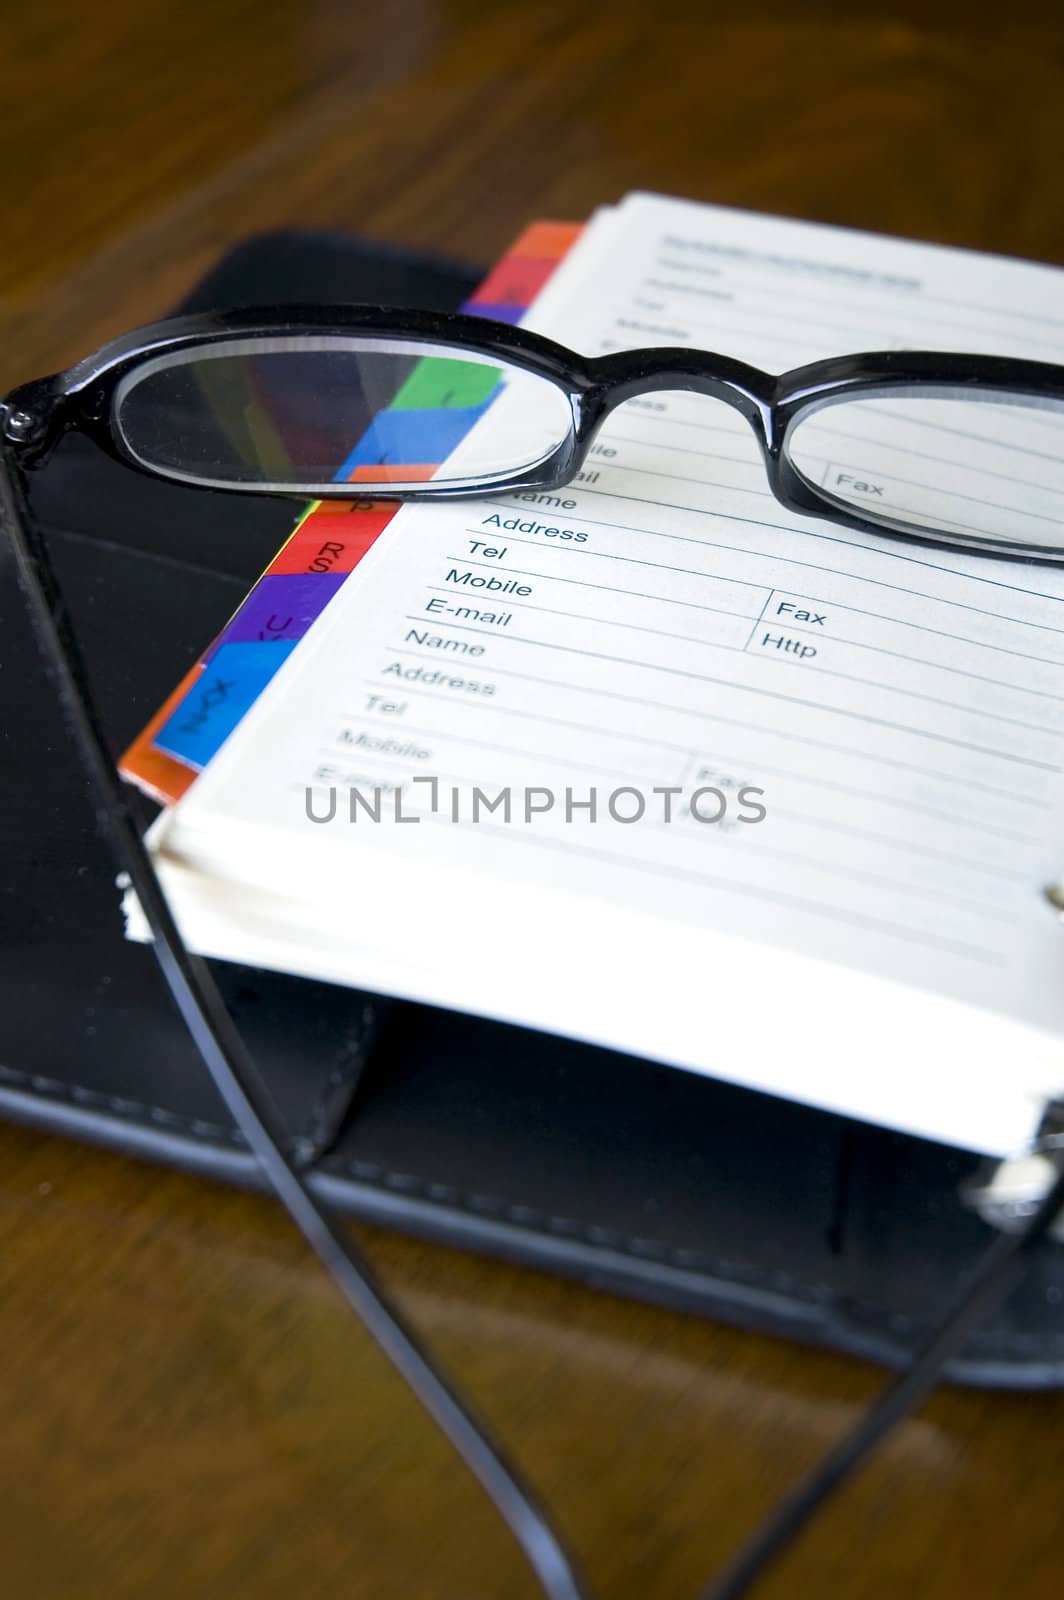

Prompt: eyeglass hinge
xmin=960 ymin=884 xmax=1064 ymax=1239
xmin=1 ymin=397 xmax=48 ymax=446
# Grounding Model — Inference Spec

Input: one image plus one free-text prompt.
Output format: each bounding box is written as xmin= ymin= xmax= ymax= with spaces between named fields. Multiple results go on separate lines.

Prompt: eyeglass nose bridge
xmin=577 ymin=347 xmax=778 ymax=462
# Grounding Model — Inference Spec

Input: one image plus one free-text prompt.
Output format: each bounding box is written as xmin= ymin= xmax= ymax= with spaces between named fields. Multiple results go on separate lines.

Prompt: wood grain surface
xmin=3 ymin=3 xmax=1064 ymax=1596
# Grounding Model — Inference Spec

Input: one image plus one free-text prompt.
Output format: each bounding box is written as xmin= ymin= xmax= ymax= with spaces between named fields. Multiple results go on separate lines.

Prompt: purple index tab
xmin=466 ymin=303 xmax=525 ymax=325
xmin=211 ymin=571 xmax=347 ymax=651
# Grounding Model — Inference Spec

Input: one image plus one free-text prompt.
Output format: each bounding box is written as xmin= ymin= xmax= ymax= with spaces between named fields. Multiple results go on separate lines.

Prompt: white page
xmin=147 ymin=196 xmax=1064 ymax=1154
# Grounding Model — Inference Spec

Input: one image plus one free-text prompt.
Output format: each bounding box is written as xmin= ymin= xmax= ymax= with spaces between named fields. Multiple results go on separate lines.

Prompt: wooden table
xmin=3 ymin=3 xmax=1064 ymax=1595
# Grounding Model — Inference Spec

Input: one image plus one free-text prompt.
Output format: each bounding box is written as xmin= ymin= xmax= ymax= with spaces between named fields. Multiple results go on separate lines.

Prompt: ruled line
xmin=360 ymin=679 xmax=1044 ymax=845
xmin=306 ymin=752 xmax=1012 ymax=926
xmin=375 ymin=650 xmax=1056 ymax=801
xmin=348 ymin=697 xmax=1032 ymax=883
xmin=399 ymin=614 xmax=1064 ymax=763
xmin=442 ymin=555 xmax=766 ymax=619
xmin=484 ymin=498 xmax=1064 ymax=637
xmin=411 ymin=809 xmax=1007 ymax=965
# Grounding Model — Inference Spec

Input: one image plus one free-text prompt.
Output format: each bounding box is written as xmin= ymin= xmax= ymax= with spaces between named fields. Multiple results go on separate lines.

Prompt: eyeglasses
xmin=5 ymin=304 xmax=1064 ymax=1600
xmin=6 ymin=303 xmax=1064 ymax=561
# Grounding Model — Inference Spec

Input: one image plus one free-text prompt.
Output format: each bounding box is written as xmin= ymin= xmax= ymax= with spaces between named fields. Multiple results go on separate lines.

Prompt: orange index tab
xmin=120 ymin=659 xmax=206 ymax=803
xmin=509 ymin=221 xmax=584 ymax=259
xmin=348 ymin=464 xmax=438 ymax=484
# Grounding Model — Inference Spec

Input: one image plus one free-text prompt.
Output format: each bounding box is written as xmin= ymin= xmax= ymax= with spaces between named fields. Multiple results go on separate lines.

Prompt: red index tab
xmin=470 ymin=221 xmax=584 ymax=309
xmin=269 ymin=502 xmax=398 ymax=575
xmin=472 ymin=255 xmax=562 ymax=309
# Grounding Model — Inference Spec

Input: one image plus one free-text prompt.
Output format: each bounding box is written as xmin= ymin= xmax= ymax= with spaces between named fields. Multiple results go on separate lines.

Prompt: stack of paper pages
xmin=123 ymin=192 xmax=1064 ymax=1158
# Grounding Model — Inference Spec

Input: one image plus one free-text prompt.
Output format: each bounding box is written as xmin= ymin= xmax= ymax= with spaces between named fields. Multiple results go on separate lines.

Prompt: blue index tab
xmin=337 ymin=399 xmax=492 ymax=479
xmin=154 ymin=640 xmax=297 ymax=770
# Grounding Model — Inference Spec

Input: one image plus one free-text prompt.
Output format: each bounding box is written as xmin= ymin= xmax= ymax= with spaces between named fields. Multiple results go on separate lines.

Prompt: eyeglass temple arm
xmin=0 ymin=440 xmax=594 ymax=1600
xmin=7 ymin=416 xmax=1064 ymax=1600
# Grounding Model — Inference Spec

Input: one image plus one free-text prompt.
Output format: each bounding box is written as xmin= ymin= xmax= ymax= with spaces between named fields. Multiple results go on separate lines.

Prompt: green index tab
xmin=390 ymin=355 xmax=501 ymax=411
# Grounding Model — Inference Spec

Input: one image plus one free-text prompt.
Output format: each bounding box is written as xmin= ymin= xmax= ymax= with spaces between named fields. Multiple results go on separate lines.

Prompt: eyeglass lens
xmin=114 ymin=336 xmax=576 ymax=493
xmin=115 ymin=332 xmax=1064 ymax=555
xmin=785 ymin=388 xmax=1064 ymax=552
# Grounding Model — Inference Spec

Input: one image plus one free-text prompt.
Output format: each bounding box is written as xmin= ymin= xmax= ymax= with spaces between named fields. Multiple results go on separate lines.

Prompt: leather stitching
xmin=0 ymin=1062 xmax=244 ymax=1144
xmin=1 ymin=1059 xmax=1059 ymax=1358
xmin=0 ymin=1009 xmax=374 ymax=1154
xmin=327 ymin=1155 xmax=1064 ymax=1356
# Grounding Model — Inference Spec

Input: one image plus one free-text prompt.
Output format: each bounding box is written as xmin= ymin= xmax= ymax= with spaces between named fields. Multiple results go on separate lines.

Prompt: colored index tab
xmin=154 ymin=640 xmax=297 ymax=769
xmin=269 ymin=504 xmax=396 ymax=574
xmin=462 ymin=302 xmax=524 ymax=326
xmin=121 ymin=216 xmax=583 ymax=807
xmin=210 ymin=571 xmax=347 ymax=650
xmin=472 ymin=255 xmax=561 ymax=308
xmin=338 ymin=402 xmax=490 ymax=477
xmin=390 ymin=355 xmax=501 ymax=411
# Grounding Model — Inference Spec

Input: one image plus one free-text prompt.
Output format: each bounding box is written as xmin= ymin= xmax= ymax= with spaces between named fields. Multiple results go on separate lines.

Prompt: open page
xmin=144 ymin=195 xmax=1064 ymax=1155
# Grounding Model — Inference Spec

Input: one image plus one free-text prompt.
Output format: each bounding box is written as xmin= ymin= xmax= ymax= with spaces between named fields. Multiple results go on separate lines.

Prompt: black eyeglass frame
xmin=6 ymin=303 xmax=1064 ymax=563
xmin=5 ymin=303 xmax=1064 ymax=1600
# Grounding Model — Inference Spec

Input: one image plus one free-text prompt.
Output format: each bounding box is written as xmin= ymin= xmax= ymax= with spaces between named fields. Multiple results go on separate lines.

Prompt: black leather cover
xmin=3 ymin=231 xmax=1062 ymax=1388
